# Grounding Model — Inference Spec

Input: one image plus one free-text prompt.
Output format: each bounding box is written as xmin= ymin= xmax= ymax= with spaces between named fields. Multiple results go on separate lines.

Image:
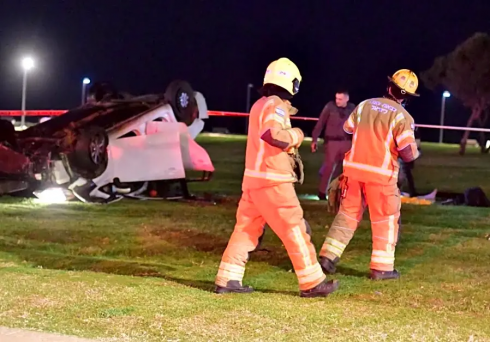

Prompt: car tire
xmin=0 ymin=119 xmax=17 ymax=148
xmin=67 ymin=126 xmax=109 ymax=179
xmin=164 ymin=80 xmax=198 ymax=126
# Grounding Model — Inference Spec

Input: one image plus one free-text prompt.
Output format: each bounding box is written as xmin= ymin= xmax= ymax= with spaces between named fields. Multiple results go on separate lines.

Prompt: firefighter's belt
xmin=324 ymin=136 xmax=352 ymax=142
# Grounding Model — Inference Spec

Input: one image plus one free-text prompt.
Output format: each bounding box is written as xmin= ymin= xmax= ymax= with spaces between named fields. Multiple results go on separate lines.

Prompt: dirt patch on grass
xmin=138 ymin=227 xmax=229 ymax=253
xmin=23 ymin=229 xmax=80 ymax=244
xmin=245 ymin=248 xmax=290 ymax=269
xmin=398 ymin=246 xmax=426 ymax=259
xmin=428 ymin=232 xmax=452 ymax=243
xmin=79 ymin=246 xmax=105 ymax=255
xmin=25 ymin=295 xmax=60 ymax=309
xmin=136 ymin=226 xmax=289 ymax=267
xmin=427 ymin=298 xmax=446 ymax=310
xmin=351 ymin=293 xmax=382 ymax=302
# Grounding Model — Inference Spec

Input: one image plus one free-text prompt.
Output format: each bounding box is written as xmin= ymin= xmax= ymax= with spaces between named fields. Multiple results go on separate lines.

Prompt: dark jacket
xmin=312 ymin=101 xmax=356 ymax=143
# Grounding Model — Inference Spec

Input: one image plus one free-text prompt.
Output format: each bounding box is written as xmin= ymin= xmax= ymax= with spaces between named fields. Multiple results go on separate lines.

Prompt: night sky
xmin=1 ymin=0 xmax=489 ymax=141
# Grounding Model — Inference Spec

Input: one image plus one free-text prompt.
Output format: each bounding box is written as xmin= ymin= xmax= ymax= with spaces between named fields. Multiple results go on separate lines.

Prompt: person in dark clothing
xmin=311 ymin=89 xmax=356 ymax=200
xmin=397 ymin=110 xmax=422 ymax=197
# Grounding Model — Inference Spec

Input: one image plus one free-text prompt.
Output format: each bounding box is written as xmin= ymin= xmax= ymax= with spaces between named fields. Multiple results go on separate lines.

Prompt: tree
xmin=421 ymin=32 xmax=490 ymax=155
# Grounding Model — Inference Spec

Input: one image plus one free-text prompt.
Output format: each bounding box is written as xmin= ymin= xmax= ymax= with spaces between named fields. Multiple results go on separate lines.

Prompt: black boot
xmin=215 ymin=280 xmax=254 ymax=294
xmin=319 ymin=256 xmax=339 ymax=274
xmin=318 ymin=192 xmax=327 ymax=200
xmin=369 ymin=269 xmax=400 ymax=280
xmin=300 ymin=280 xmax=339 ymax=298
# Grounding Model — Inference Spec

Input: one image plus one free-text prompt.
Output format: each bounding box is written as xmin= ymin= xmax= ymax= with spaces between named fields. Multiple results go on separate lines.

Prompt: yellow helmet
xmin=388 ymin=69 xmax=420 ymax=97
xmin=263 ymin=58 xmax=302 ymax=96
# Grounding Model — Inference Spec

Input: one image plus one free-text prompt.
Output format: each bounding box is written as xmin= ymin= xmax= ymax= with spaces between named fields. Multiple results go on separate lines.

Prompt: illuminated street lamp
xmin=81 ymin=77 xmax=91 ymax=105
xmin=439 ymin=91 xmax=451 ymax=144
xmin=20 ymin=57 xmax=35 ymax=128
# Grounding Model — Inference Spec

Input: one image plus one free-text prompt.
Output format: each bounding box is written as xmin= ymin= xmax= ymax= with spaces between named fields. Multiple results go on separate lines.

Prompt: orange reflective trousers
xmin=320 ymin=179 xmax=401 ymax=272
xmin=216 ymin=183 xmax=326 ymax=291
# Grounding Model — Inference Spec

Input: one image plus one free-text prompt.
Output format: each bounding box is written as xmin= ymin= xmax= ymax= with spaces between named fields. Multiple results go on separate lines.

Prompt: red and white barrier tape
xmin=0 ymin=110 xmax=67 ymax=117
xmin=1 ymin=110 xmax=490 ymax=132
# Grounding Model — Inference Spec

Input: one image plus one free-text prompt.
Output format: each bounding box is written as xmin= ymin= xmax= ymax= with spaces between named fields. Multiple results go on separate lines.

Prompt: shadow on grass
xmin=3 ymin=247 xmax=176 ymax=275
xmin=335 ymin=265 xmax=368 ymax=278
xmin=158 ymin=277 xmax=297 ymax=297
xmin=2 ymin=247 xmax=298 ymax=296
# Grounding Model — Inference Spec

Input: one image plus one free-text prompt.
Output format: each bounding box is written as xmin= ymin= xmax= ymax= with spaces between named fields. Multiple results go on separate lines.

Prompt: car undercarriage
xmin=0 ymin=80 xmax=214 ymax=204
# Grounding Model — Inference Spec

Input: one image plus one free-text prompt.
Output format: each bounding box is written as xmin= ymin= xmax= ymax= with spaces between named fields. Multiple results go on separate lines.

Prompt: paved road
xmin=0 ymin=327 xmax=97 ymax=342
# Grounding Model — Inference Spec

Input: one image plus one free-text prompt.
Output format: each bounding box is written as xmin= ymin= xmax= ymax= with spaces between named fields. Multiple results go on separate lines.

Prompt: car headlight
xmin=33 ymin=187 xmax=67 ymax=204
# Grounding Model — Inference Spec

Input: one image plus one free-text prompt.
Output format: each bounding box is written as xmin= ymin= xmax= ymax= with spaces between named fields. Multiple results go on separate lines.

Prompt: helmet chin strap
xmin=384 ymin=91 xmax=400 ymax=103
xmin=385 ymin=85 xmax=408 ymax=106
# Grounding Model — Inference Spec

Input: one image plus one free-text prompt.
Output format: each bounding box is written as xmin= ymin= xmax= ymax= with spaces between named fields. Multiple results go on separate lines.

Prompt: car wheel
xmin=0 ymin=119 xmax=17 ymax=148
xmin=164 ymin=80 xmax=198 ymax=126
xmin=67 ymin=126 xmax=109 ymax=179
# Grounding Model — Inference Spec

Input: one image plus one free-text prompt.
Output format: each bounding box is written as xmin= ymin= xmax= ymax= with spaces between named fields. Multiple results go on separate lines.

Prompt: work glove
xmin=290 ymin=151 xmax=304 ymax=185
xmin=327 ymin=175 xmax=343 ymax=214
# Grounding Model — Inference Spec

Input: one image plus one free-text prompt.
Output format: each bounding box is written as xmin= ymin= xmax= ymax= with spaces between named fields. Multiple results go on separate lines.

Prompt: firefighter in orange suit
xmin=318 ymin=69 xmax=421 ymax=280
xmin=215 ymin=58 xmax=339 ymax=297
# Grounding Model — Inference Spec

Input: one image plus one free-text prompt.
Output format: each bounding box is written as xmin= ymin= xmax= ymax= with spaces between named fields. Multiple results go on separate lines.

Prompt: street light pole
xmin=439 ymin=91 xmax=451 ymax=144
xmin=20 ymin=57 xmax=34 ymax=129
xmin=246 ymin=83 xmax=253 ymax=112
xmin=21 ymin=69 xmax=28 ymax=128
xmin=245 ymin=83 xmax=253 ymax=134
xmin=81 ymin=78 xmax=91 ymax=105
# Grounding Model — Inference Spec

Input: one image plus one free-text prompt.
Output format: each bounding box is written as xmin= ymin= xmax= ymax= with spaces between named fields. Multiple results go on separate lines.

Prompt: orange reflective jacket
xmin=342 ymin=97 xmax=419 ymax=185
xmin=242 ymin=96 xmax=304 ymax=190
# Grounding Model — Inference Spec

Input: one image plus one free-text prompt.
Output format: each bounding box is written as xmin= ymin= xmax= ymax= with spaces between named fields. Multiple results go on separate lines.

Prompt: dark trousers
xmin=398 ymin=160 xmax=416 ymax=197
xmin=319 ymin=140 xmax=352 ymax=194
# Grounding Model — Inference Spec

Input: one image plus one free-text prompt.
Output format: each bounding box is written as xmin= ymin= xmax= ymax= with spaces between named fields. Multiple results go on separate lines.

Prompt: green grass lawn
xmin=0 ymin=136 xmax=489 ymax=341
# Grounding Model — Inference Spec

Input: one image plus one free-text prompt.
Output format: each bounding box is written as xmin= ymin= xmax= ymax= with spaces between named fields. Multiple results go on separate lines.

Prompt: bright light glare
xmin=83 ymin=77 xmax=91 ymax=85
xmin=34 ymin=188 xmax=67 ymax=204
xmin=21 ymin=57 xmax=34 ymax=71
xmin=443 ymin=91 xmax=451 ymax=98
xmin=298 ymin=194 xmax=321 ymax=201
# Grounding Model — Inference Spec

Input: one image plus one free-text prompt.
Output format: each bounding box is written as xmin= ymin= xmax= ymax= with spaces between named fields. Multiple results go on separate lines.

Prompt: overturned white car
xmin=0 ymin=80 xmax=214 ymax=203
